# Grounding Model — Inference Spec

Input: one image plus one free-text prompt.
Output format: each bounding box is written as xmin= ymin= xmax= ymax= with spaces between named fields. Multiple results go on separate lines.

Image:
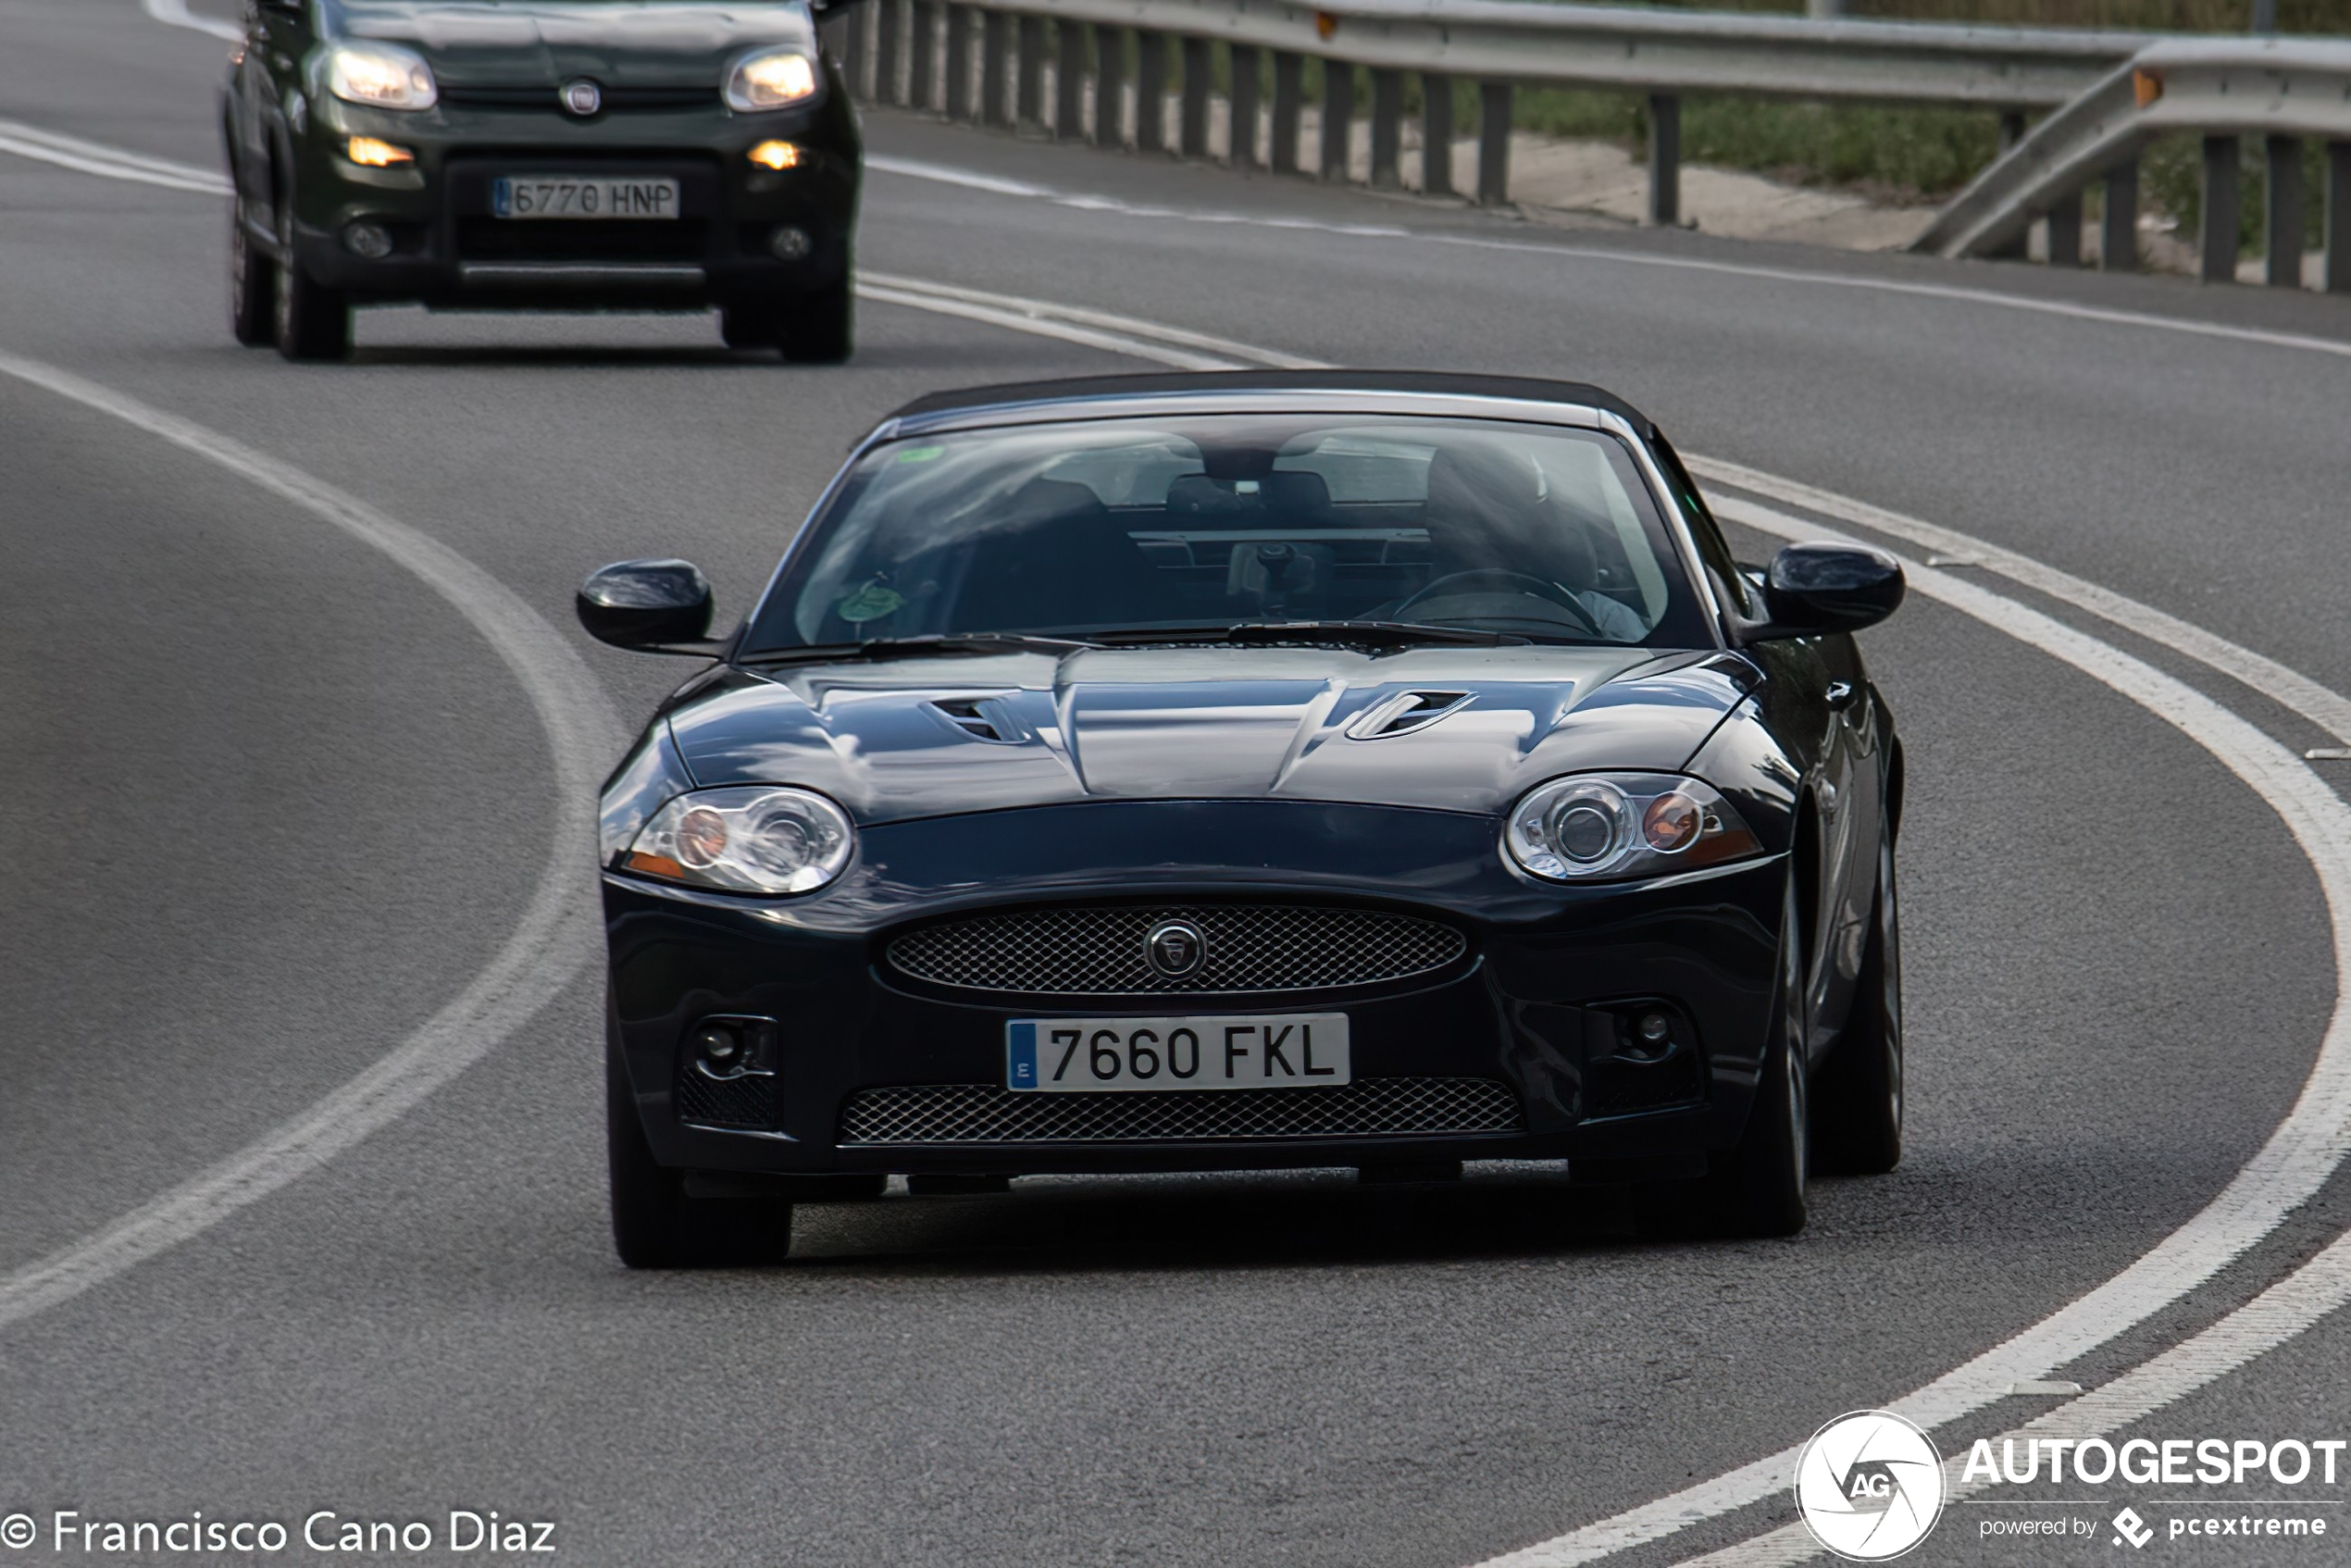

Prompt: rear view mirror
xmin=577 ymin=559 xmax=720 ymax=654
xmin=1740 ymin=543 xmax=1904 ymax=641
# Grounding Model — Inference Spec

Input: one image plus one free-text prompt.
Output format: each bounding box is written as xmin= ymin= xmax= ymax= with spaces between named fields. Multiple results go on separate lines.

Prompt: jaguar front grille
xmin=885 ymin=904 xmax=1467 ymax=996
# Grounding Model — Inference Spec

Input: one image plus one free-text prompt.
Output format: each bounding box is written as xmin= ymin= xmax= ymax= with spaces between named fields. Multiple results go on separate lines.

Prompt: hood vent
xmin=928 ymin=696 xmax=1027 ymax=745
xmin=1345 ymin=690 xmax=1474 ymax=740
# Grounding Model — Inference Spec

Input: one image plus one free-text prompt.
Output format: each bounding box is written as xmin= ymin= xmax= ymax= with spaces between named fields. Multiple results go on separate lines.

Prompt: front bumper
xmin=604 ymin=801 xmax=1787 ymax=1179
xmin=280 ymin=91 xmax=858 ymax=309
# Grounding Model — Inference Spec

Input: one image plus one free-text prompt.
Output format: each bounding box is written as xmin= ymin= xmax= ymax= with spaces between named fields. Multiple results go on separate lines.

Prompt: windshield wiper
xmin=740 ymin=632 xmax=1100 ymax=666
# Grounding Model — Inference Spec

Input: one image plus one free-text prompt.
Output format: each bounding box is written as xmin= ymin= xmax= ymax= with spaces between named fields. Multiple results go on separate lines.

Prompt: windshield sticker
xmin=837 ymin=581 xmax=905 ymax=623
xmin=895 ymin=445 xmax=945 ymax=464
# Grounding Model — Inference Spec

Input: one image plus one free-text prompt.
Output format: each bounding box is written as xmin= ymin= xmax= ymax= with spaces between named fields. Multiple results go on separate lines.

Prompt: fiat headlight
xmin=1506 ymin=774 xmax=1761 ymax=882
xmin=621 ymin=786 xmax=854 ymax=895
xmin=323 ymin=42 xmax=439 ymax=111
xmin=724 ymin=47 xmax=820 ymax=112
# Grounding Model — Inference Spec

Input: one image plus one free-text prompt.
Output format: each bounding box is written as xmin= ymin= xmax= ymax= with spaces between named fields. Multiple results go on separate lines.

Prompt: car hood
xmin=331 ymin=0 xmax=815 ymax=85
xmin=665 ymin=645 xmax=1760 ymax=824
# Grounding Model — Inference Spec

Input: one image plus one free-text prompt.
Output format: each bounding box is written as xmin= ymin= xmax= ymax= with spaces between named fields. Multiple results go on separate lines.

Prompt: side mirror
xmin=577 ymin=559 xmax=721 ymax=654
xmin=1739 ymin=543 xmax=1904 ymax=641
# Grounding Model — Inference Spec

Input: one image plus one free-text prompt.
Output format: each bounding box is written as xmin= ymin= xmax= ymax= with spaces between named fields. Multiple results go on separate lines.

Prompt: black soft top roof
xmin=881 ymin=369 xmax=1655 ymax=431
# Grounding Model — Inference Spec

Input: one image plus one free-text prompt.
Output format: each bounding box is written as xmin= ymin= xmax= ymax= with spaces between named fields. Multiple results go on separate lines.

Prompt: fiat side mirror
xmin=1737 ymin=543 xmax=1905 ymax=641
xmin=577 ymin=559 xmax=722 ymax=654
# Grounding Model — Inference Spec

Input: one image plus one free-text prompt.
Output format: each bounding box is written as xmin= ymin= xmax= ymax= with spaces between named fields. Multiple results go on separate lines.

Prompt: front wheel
xmin=607 ymin=1032 xmax=793 ymax=1268
xmin=272 ymin=201 xmax=351 ymax=362
xmin=778 ymin=275 xmax=853 ymax=364
xmin=1813 ymin=829 xmax=1903 ymax=1174
xmin=229 ymin=193 xmax=275 ymax=347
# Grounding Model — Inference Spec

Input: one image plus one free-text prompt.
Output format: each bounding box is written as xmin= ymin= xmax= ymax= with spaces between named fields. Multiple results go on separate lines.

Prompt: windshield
xmin=745 ymin=415 xmax=1711 ymax=652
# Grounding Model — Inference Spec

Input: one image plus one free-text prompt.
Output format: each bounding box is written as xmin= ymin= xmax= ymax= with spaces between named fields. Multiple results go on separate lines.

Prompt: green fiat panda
xmin=222 ymin=0 xmax=864 ymax=362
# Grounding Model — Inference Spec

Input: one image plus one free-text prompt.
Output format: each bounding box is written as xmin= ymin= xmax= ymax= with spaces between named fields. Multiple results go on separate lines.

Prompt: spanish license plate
xmin=1006 ymin=1015 xmax=1350 ymax=1092
xmin=490 ymin=175 xmax=680 ymax=219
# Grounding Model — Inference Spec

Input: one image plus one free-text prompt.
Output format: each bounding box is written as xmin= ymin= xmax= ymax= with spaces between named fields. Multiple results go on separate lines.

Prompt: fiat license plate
xmin=490 ymin=176 xmax=680 ymax=219
xmin=1006 ymin=1015 xmax=1349 ymax=1092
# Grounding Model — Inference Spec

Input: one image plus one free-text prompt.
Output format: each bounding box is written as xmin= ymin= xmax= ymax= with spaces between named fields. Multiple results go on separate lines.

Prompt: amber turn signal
xmin=344 ymin=136 xmax=415 ymax=168
xmin=748 ymin=140 xmax=802 ymax=171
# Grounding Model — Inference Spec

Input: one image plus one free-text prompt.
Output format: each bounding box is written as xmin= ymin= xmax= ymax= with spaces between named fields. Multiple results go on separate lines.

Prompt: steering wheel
xmin=1394 ymin=569 xmax=1606 ymax=638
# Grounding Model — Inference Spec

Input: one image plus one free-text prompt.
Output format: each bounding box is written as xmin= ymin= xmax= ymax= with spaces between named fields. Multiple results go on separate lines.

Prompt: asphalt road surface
xmin=6 ymin=4 xmax=2351 ymax=1565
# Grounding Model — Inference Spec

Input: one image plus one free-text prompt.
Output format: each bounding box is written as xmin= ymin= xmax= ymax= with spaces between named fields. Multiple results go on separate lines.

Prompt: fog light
xmin=768 ymin=225 xmax=813 ymax=261
xmin=1637 ymin=1012 xmax=1673 ymax=1046
xmin=748 ymin=140 xmax=802 ymax=171
xmin=342 ymin=221 xmax=393 ymax=259
xmin=343 ymin=135 xmax=413 ymax=168
xmin=694 ymin=1024 xmax=744 ymax=1076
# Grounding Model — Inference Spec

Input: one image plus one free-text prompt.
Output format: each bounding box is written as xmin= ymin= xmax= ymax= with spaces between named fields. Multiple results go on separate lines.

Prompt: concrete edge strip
xmin=0 ymin=353 xmax=621 ymax=1332
xmin=143 ymin=0 xmax=243 ymax=44
xmin=1646 ymin=526 xmax=2351 ymax=1568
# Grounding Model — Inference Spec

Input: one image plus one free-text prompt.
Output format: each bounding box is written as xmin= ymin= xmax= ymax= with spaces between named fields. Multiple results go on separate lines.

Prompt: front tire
xmin=1813 ymin=830 xmax=1903 ymax=1175
xmin=229 ymin=193 xmax=275 ymax=347
xmin=607 ymin=1030 xmax=793 ymax=1268
xmin=778 ymin=275 xmax=853 ymax=364
xmin=272 ymin=198 xmax=351 ymax=362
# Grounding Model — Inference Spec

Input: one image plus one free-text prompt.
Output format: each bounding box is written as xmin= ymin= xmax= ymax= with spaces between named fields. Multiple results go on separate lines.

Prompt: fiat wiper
xmin=740 ymin=632 xmax=1100 ymax=666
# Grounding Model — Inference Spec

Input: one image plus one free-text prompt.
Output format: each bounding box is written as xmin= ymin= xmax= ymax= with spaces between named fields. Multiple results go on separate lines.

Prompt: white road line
xmin=0 ymin=118 xmax=227 ymax=194
xmin=857 ymin=280 xmax=1247 ymax=371
xmin=142 ymin=0 xmax=242 ymax=44
xmin=1694 ymin=459 xmax=2351 ymax=747
xmin=1475 ymin=500 xmax=2351 ymax=1567
xmin=865 ymin=153 xmax=2351 ymax=365
xmin=0 ymin=354 xmax=620 ymax=1333
xmin=863 ymin=271 xmax=1321 ymax=368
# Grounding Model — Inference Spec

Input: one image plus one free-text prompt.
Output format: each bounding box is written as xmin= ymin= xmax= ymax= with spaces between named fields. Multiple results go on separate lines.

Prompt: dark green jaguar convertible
xmin=222 ymin=0 xmax=863 ymax=362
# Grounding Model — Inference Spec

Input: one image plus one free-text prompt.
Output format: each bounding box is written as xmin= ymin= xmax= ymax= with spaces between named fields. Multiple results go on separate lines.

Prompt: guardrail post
xmin=1137 ymin=31 xmax=1168 ymax=153
xmin=2100 ymin=159 xmax=2138 ymax=272
xmin=1421 ymin=73 xmax=1453 ymax=196
xmin=841 ymin=2 xmax=870 ymax=98
xmin=1093 ymin=26 xmax=1126 ymax=147
xmin=981 ymin=10 xmax=1011 ymax=128
xmin=1271 ymin=52 xmax=1304 ymax=174
xmin=2201 ymin=134 xmax=2241 ymax=283
xmin=2329 ymin=143 xmax=2351 ymax=294
xmin=2267 ymin=135 xmax=2306 ymax=289
xmin=908 ymin=1 xmax=938 ymax=110
xmin=1057 ymin=21 xmax=1087 ymax=140
xmin=1182 ymin=37 xmax=1212 ymax=158
xmin=1370 ymin=69 xmax=1404 ymax=190
xmin=1648 ymin=93 xmax=1680 ymax=227
xmin=1016 ymin=15 xmax=1045 ymax=129
xmin=1230 ymin=46 xmax=1263 ymax=168
xmin=944 ymin=5 xmax=973 ymax=120
xmin=2046 ymin=191 xmax=2082 ymax=268
xmin=876 ymin=0 xmax=902 ymax=106
xmin=1476 ymin=81 xmax=1511 ymax=206
xmin=1321 ymin=61 xmax=1355 ymax=181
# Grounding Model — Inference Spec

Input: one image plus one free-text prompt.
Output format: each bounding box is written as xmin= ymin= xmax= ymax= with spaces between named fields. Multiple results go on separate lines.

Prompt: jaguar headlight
xmin=725 ymin=47 xmax=820 ymax=112
xmin=1506 ymin=773 xmax=1761 ymax=882
xmin=622 ymin=786 xmax=854 ymax=895
xmin=324 ymin=42 xmax=439 ymax=111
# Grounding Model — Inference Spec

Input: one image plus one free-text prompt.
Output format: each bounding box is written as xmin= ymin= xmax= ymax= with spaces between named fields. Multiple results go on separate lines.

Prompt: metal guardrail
xmin=1912 ymin=37 xmax=2351 ymax=289
xmin=828 ymin=0 xmax=2351 ymax=291
xmin=823 ymin=0 xmax=2151 ymax=221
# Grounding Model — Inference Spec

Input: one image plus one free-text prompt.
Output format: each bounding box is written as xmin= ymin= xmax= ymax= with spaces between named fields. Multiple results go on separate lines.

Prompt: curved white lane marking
xmin=0 ymin=118 xmax=227 ymax=193
xmin=0 ymin=354 xmax=620 ymax=1332
xmin=1475 ymin=500 xmax=2351 ymax=1567
xmin=143 ymin=0 xmax=242 ymax=44
xmin=865 ymin=153 xmax=2351 ymax=365
xmin=863 ymin=271 xmax=1321 ymax=369
xmin=1677 ymin=1226 xmax=2351 ymax=1566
